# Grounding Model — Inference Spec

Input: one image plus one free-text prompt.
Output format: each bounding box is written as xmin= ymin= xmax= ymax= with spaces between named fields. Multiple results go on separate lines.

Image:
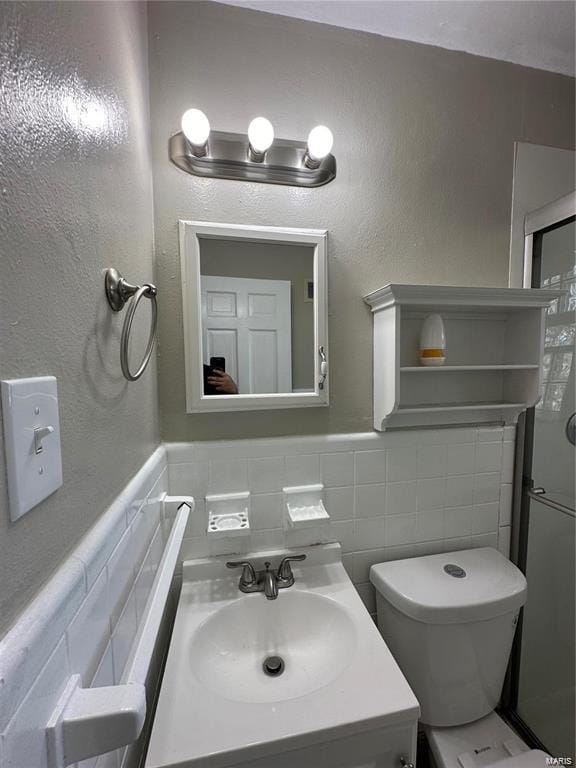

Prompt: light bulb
xmin=248 ymin=116 xmax=274 ymax=160
xmin=181 ymin=108 xmax=210 ymax=154
xmin=306 ymin=125 xmax=333 ymax=161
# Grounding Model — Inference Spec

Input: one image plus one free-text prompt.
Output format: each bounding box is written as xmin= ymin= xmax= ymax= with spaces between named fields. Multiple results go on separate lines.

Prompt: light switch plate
xmin=1 ymin=376 xmax=63 ymax=522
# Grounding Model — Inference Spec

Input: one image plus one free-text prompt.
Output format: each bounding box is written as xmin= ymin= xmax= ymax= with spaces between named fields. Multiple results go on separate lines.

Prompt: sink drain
xmin=263 ymin=655 xmax=285 ymax=677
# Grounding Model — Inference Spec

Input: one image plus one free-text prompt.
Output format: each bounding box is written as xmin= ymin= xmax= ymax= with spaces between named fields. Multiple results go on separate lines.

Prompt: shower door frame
xmin=500 ymin=190 xmax=576 ymax=750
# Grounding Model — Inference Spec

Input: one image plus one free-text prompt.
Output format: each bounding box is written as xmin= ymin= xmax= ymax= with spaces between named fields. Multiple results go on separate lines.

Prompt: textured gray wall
xmin=148 ymin=2 xmax=574 ymax=442
xmin=0 ymin=2 xmax=159 ymax=637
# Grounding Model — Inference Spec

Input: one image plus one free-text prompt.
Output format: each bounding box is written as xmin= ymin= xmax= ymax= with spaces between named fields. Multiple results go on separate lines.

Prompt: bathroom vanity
xmin=145 ymin=543 xmax=419 ymax=768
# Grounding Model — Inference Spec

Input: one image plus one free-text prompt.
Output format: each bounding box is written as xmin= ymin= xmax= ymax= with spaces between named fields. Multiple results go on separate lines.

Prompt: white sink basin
xmin=190 ymin=591 xmax=357 ymax=703
xmin=146 ymin=544 xmax=419 ymax=768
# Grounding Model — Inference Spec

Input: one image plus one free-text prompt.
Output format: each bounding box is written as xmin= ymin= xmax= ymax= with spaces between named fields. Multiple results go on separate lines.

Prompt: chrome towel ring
xmin=105 ymin=268 xmax=158 ymax=382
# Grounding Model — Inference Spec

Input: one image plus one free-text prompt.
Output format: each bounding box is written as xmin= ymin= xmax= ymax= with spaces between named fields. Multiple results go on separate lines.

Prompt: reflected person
xmin=203 ymin=364 xmax=238 ymax=395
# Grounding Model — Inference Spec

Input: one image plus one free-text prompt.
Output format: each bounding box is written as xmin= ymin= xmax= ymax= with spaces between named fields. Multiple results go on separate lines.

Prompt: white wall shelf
xmin=363 ymin=284 xmax=563 ymax=431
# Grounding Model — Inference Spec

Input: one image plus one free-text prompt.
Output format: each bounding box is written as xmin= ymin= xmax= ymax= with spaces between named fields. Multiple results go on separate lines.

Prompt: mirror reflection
xmin=199 ymin=238 xmax=315 ymax=396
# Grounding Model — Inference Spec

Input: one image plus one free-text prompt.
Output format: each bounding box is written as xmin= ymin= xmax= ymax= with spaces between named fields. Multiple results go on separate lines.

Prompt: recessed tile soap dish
xmin=283 ymin=484 xmax=330 ymax=527
xmin=206 ymin=492 xmax=250 ymax=538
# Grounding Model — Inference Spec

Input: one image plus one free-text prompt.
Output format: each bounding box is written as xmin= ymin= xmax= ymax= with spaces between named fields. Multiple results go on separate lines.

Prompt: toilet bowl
xmin=370 ymin=548 xmax=546 ymax=768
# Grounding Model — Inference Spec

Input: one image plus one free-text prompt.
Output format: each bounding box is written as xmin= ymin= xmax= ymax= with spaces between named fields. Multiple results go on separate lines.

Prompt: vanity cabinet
xmin=363 ymin=284 xmax=563 ymax=431
xmin=227 ymin=721 xmax=417 ymax=768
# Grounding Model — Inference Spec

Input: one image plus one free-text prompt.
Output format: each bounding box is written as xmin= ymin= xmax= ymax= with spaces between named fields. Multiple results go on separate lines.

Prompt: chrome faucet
xmin=226 ymin=554 xmax=306 ymax=600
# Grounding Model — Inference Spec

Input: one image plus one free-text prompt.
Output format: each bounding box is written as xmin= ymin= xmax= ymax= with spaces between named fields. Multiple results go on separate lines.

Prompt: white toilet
xmin=370 ymin=547 xmax=548 ymax=768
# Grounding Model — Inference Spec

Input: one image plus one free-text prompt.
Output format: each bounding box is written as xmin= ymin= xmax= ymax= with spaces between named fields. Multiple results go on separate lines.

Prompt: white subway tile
xmin=386 ymin=446 xmax=417 ymax=481
xmin=324 ymin=486 xmax=354 ymax=521
xmin=1 ymin=638 xmax=70 ymax=768
xmin=445 ymin=475 xmax=474 ymax=508
xmin=248 ymin=457 xmax=284 ymax=493
xmin=284 ymin=454 xmax=320 ymax=486
xmin=168 ymin=461 xmax=209 ymax=497
xmin=249 ymin=530 xmax=286 ymax=552
xmin=472 ymin=503 xmax=500 ymax=534
xmin=416 ymin=509 xmax=445 ymax=542
xmin=355 ymin=517 xmax=386 ymax=550
xmin=0 ymin=557 xmax=85 ymax=732
xmin=475 ymin=442 xmax=503 ymax=473
xmin=92 ymin=641 xmax=114 ymax=688
xmin=208 ymin=459 xmax=248 ymax=494
xmin=386 ymin=514 xmax=418 ymax=546
xmin=329 ymin=520 xmax=356 ymax=552
xmin=444 ymin=535 xmax=472 ymax=551
xmin=439 ymin=428 xmax=478 ymax=444
xmin=499 ymin=484 xmax=513 ymax=526
xmin=67 ymin=568 xmax=110 ymax=686
xmin=502 ymin=441 xmax=516 ymax=483
xmin=111 ymin=590 xmax=137 ymax=683
xmin=355 ymin=450 xmax=387 ymax=484
xmin=355 ymin=483 xmax=387 ymax=518
xmin=106 ymin=528 xmax=135 ymax=629
xmin=471 ymin=532 xmax=498 ymax=549
xmin=179 ymin=536 xmax=210 ymax=560
xmin=476 ymin=426 xmax=504 ymax=443
xmin=445 ymin=444 xmax=475 ymax=475
xmin=417 ymin=477 xmax=445 ymax=512
xmin=386 ymin=481 xmax=417 ymax=515
xmin=184 ymin=497 xmax=207 ymax=537
xmin=251 ymin=493 xmax=283 ymax=530
xmin=134 ymin=526 xmax=163 ymax=622
xmin=285 ymin=523 xmax=332 ymax=549
xmin=353 ymin=549 xmax=388 ymax=583
xmin=417 ymin=445 xmax=447 ymax=478
xmin=321 ymin=452 xmax=354 ymax=487
xmin=498 ymin=526 xmax=512 ymax=557
xmin=355 ymin=582 xmax=376 ymax=614
xmin=473 ymin=473 xmax=501 ymax=505
xmin=444 ymin=507 xmax=473 ymax=538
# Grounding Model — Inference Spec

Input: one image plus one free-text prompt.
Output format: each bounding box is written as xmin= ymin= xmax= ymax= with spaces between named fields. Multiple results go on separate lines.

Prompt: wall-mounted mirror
xmin=179 ymin=221 xmax=328 ymax=412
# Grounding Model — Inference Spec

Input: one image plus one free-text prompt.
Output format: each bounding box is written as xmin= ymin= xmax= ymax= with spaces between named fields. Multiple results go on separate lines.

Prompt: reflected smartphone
xmin=210 ymin=357 xmax=226 ymax=372
xmin=204 ymin=357 xmax=226 ymax=395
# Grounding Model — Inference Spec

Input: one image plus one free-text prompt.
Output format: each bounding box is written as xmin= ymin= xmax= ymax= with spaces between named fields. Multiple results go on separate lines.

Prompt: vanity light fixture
xmin=247 ymin=116 xmax=274 ymax=162
xmin=181 ymin=108 xmax=210 ymax=157
xmin=303 ymin=125 xmax=334 ymax=169
xmin=171 ymin=109 xmax=336 ymax=187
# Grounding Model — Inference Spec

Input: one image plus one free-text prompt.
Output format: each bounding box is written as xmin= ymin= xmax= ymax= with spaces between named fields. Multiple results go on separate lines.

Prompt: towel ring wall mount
xmin=105 ymin=268 xmax=158 ymax=382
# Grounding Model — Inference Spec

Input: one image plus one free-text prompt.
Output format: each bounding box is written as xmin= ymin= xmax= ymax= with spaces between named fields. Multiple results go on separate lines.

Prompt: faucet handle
xmin=226 ymin=560 xmax=256 ymax=586
xmin=277 ymin=554 xmax=307 ymax=582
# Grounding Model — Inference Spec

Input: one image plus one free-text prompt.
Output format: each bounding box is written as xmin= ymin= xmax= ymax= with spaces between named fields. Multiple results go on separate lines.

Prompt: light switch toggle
xmin=34 ymin=425 xmax=55 ymax=455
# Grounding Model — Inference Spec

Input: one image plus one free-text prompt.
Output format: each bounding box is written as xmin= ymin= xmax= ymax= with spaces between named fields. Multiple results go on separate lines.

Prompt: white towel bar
xmin=46 ymin=497 xmax=192 ymax=767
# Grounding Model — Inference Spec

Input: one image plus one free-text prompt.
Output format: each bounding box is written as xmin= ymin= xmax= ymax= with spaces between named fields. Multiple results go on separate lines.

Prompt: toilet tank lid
xmin=370 ymin=548 xmax=527 ymax=624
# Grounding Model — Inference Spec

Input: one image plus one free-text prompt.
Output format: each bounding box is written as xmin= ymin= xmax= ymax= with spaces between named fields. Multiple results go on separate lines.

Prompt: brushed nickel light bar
xmin=169 ymin=109 xmax=336 ymax=188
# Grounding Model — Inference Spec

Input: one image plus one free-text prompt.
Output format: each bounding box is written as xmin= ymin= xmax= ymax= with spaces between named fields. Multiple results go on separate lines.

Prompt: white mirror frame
xmin=179 ymin=220 xmax=329 ymax=413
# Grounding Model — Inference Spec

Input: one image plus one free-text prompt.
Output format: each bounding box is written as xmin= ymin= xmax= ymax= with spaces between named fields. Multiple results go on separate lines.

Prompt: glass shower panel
xmin=517 ymin=497 xmax=575 ymax=756
xmin=516 ymin=217 xmax=575 ymax=757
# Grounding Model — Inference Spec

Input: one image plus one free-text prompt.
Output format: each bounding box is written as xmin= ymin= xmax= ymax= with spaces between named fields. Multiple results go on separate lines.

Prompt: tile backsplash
xmin=168 ymin=425 xmax=516 ymax=615
xmin=0 ymin=448 xmax=170 ymax=768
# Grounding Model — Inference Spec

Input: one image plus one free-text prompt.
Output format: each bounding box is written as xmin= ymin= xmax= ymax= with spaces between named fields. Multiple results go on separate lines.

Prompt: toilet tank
xmin=370 ymin=548 xmax=527 ymax=727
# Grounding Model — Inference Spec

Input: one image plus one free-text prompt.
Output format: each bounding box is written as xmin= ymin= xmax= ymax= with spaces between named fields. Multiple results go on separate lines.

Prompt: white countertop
xmin=145 ymin=544 xmax=419 ymax=768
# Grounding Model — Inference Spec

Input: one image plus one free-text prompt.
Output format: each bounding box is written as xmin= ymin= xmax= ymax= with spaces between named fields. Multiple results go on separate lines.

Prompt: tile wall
xmin=0 ymin=448 xmax=169 ymax=768
xmin=168 ymin=425 xmax=516 ymax=616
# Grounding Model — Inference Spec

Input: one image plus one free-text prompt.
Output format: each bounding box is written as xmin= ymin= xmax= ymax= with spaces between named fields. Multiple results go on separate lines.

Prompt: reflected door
xmin=516 ymin=210 xmax=575 ymax=757
xmin=201 ymin=275 xmax=292 ymax=394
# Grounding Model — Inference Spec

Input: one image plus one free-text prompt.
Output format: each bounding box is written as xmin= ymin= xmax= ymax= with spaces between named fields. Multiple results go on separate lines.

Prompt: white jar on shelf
xmin=419 ymin=314 xmax=446 ymax=366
